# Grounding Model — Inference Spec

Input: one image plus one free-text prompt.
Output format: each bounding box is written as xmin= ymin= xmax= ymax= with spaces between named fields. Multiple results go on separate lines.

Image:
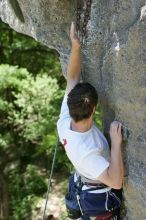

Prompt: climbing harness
xmin=41 ymin=138 xmax=59 ymax=220
xmin=65 ymin=173 xmax=122 ymax=220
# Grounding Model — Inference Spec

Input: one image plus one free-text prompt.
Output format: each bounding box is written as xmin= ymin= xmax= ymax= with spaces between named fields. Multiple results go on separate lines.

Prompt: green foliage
xmin=11 ymin=72 xmax=62 ymax=140
xmin=9 ymin=165 xmax=46 ymax=220
xmin=0 ymin=20 xmax=65 ymax=88
xmin=0 ymin=64 xmax=71 ymax=219
xmin=0 ymin=64 xmax=62 ymax=148
xmin=94 ymin=105 xmax=103 ymax=131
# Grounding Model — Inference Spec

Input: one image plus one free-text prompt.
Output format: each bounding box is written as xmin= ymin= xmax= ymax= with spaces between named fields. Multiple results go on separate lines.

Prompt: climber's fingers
xmin=70 ymin=22 xmax=77 ymax=39
xmin=109 ymin=121 xmax=122 ymax=145
xmin=70 ymin=22 xmax=80 ymax=46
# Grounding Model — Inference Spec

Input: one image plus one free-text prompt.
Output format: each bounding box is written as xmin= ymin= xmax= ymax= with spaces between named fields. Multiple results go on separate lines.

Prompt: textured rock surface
xmin=0 ymin=0 xmax=146 ymax=219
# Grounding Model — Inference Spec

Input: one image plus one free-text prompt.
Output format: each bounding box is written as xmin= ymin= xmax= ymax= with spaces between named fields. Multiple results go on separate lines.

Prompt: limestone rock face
xmin=0 ymin=0 xmax=146 ymax=219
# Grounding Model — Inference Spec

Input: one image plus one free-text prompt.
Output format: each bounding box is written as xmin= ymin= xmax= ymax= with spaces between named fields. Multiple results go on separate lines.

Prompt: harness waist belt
xmin=75 ymin=171 xmax=108 ymax=187
xmin=82 ymin=185 xmax=111 ymax=193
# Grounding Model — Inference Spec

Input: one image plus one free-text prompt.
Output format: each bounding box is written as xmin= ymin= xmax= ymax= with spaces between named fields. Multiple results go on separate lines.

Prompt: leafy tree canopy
xmin=0 ymin=64 xmax=65 ymax=165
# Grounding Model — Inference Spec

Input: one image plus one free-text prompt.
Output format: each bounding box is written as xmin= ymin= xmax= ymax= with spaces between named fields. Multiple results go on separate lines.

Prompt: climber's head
xmin=67 ymin=82 xmax=98 ymax=122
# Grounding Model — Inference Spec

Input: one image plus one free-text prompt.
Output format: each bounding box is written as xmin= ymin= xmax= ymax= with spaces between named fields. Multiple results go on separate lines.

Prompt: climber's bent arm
xmin=66 ymin=22 xmax=81 ymax=95
xmin=98 ymin=122 xmax=124 ymax=189
xmin=98 ymin=146 xmax=124 ymax=189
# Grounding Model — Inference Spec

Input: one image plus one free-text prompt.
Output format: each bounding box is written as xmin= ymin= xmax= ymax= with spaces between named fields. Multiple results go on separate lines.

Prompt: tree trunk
xmin=0 ymin=171 xmax=9 ymax=220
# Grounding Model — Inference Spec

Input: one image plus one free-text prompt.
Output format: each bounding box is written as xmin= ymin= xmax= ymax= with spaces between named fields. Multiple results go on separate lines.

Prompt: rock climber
xmin=57 ymin=22 xmax=124 ymax=220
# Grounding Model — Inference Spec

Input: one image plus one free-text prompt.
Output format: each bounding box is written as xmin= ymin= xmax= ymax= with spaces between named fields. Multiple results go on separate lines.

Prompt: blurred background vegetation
xmin=0 ymin=19 xmax=102 ymax=219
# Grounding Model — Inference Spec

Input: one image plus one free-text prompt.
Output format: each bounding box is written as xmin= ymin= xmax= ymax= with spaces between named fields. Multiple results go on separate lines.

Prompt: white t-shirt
xmin=57 ymin=94 xmax=110 ymax=181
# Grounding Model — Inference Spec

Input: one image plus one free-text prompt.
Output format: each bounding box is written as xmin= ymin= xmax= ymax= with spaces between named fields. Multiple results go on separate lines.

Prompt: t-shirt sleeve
xmin=58 ymin=93 xmax=70 ymax=120
xmin=77 ymin=152 xmax=109 ymax=180
xmin=57 ymin=93 xmax=71 ymax=141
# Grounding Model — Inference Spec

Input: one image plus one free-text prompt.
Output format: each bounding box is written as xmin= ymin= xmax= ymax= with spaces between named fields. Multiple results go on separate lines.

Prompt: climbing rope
xmin=41 ymin=138 xmax=59 ymax=220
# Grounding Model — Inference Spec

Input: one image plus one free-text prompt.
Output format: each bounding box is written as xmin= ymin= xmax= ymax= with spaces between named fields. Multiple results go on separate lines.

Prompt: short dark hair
xmin=67 ymin=82 xmax=98 ymax=122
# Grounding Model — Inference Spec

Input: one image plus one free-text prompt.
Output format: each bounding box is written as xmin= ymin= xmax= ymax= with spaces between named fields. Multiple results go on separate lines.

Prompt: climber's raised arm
xmin=66 ymin=22 xmax=81 ymax=95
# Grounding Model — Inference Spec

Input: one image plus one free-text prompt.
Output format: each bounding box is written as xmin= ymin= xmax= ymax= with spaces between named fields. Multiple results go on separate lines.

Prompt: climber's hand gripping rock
xmin=110 ymin=121 xmax=122 ymax=146
xmin=70 ymin=22 xmax=81 ymax=49
xmin=66 ymin=22 xmax=81 ymax=94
